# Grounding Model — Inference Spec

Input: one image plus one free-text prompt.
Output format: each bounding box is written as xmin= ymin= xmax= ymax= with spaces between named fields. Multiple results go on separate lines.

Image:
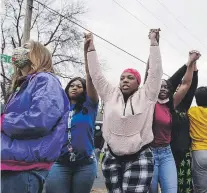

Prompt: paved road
xmin=92 ymin=163 xmax=106 ymax=190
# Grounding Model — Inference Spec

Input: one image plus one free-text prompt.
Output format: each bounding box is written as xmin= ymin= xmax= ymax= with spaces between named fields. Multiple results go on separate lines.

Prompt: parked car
xmin=94 ymin=121 xmax=104 ymax=150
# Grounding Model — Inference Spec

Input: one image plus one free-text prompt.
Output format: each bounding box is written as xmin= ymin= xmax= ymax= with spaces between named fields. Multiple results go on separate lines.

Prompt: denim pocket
xmin=165 ymin=146 xmax=173 ymax=155
xmin=30 ymin=170 xmax=48 ymax=193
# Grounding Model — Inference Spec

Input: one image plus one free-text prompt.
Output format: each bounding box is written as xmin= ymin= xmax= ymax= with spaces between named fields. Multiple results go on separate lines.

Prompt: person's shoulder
xmin=84 ymin=95 xmax=99 ymax=110
xmin=189 ymin=106 xmax=196 ymax=111
xmin=35 ymin=72 xmax=58 ymax=80
xmin=189 ymin=106 xmax=198 ymax=111
xmin=188 ymin=106 xmax=200 ymax=115
xmin=34 ymin=72 xmax=61 ymax=85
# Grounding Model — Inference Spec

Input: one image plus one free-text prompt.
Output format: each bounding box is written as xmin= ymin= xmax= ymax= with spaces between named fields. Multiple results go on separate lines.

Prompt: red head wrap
xmin=123 ymin=68 xmax=141 ymax=84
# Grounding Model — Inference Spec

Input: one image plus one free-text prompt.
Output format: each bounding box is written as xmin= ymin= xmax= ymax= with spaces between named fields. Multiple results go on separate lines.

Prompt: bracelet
xmin=87 ymin=49 xmax=96 ymax=52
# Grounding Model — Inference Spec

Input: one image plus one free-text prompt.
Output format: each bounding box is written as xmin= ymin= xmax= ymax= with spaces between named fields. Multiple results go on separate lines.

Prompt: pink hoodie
xmin=87 ymin=46 xmax=163 ymax=156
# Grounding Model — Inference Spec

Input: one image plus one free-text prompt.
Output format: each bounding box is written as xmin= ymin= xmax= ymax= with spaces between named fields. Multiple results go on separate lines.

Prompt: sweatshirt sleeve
xmin=167 ymin=64 xmax=187 ymax=94
xmin=144 ymin=46 xmax=163 ymax=101
xmin=2 ymin=74 xmax=67 ymax=139
xmin=176 ymin=70 xmax=198 ymax=112
xmin=87 ymin=51 xmax=116 ymax=102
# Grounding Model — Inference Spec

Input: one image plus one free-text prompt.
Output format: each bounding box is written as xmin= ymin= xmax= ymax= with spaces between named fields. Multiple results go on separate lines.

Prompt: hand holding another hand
xmin=84 ymin=32 xmax=95 ymax=53
xmin=188 ymin=50 xmax=201 ymax=65
xmin=148 ymin=28 xmax=161 ymax=44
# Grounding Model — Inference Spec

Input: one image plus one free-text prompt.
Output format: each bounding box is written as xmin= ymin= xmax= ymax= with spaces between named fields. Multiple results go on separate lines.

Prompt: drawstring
xmin=123 ymin=97 xmax=134 ymax=116
xmin=130 ymin=97 xmax=134 ymax=115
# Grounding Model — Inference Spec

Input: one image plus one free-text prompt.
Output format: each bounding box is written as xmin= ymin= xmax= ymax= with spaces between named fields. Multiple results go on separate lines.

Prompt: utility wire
xmin=112 ymin=0 xmax=185 ymax=57
xmin=135 ymin=0 xmax=191 ymax=48
xmin=112 ymin=0 xmax=148 ymax=28
xmin=155 ymin=0 xmax=207 ymax=50
xmin=33 ymin=0 xmax=170 ymax=77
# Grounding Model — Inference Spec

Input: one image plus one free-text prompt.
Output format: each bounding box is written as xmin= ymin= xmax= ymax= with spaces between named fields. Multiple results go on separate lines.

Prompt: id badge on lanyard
xmin=67 ymin=110 xmax=76 ymax=161
xmin=68 ymin=110 xmax=75 ymax=141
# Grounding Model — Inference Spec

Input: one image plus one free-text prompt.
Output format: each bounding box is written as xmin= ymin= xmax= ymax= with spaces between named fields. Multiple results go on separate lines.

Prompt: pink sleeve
xmin=144 ymin=46 xmax=163 ymax=102
xmin=87 ymin=51 xmax=116 ymax=102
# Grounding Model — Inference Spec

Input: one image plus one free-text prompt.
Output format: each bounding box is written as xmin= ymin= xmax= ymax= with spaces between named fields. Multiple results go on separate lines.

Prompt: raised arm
xmin=84 ymin=33 xmax=115 ymax=102
xmin=176 ymin=65 xmax=198 ymax=112
xmin=144 ymin=29 xmax=160 ymax=84
xmin=144 ymin=58 xmax=149 ymax=83
xmin=144 ymin=29 xmax=163 ymax=101
xmin=173 ymin=51 xmax=201 ymax=108
xmin=84 ymin=37 xmax=99 ymax=103
xmin=168 ymin=65 xmax=187 ymax=94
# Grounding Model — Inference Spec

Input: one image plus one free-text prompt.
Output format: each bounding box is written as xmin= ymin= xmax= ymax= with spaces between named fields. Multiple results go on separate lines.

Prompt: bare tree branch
xmin=56 ymin=73 xmax=73 ymax=79
xmin=1 ymin=0 xmax=87 ymax=102
xmin=44 ymin=17 xmax=63 ymax=46
xmin=1 ymin=19 xmax=6 ymax=53
xmin=10 ymin=1 xmax=23 ymax=46
xmin=1 ymin=73 xmax=11 ymax=82
xmin=51 ymin=36 xmax=62 ymax=56
xmin=11 ymin=37 xmax=17 ymax=48
xmin=53 ymin=59 xmax=83 ymax=66
xmin=1 ymin=12 xmax=11 ymax=102
xmin=30 ymin=3 xmax=41 ymax=30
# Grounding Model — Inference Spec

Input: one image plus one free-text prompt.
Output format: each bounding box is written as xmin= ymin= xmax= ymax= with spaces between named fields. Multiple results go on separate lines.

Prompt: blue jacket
xmin=1 ymin=72 xmax=69 ymax=164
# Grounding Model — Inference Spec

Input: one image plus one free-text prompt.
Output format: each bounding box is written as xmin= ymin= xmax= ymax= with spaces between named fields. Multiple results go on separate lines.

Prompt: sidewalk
xmin=91 ymin=163 xmax=106 ymax=193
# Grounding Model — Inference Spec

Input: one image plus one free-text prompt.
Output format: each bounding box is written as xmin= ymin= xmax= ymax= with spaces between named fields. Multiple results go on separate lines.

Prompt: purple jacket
xmin=1 ymin=72 xmax=69 ymax=169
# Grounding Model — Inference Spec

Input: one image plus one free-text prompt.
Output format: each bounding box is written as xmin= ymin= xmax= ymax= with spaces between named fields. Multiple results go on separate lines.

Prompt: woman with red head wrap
xmin=84 ymin=29 xmax=163 ymax=193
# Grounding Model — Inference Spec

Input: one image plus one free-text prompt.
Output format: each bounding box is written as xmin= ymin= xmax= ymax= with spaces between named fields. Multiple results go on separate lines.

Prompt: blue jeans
xmin=192 ymin=150 xmax=207 ymax=193
xmin=150 ymin=145 xmax=177 ymax=193
xmin=45 ymin=158 xmax=97 ymax=193
xmin=1 ymin=170 xmax=48 ymax=193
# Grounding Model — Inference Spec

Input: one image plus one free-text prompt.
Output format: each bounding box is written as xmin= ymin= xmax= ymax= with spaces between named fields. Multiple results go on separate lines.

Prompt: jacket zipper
xmin=121 ymin=93 xmax=134 ymax=116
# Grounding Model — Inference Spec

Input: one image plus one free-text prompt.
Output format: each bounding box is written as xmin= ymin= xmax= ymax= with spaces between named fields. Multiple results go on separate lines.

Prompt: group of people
xmin=1 ymin=29 xmax=207 ymax=193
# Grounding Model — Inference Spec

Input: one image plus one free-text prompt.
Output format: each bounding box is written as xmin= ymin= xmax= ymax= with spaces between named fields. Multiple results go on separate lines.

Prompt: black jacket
xmin=168 ymin=65 xmax=198 ymax=163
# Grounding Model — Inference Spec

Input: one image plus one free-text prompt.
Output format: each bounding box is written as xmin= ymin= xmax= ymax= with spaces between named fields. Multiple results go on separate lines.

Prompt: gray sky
xmin=2 ymin=0 xmax=206 ymax=98
xmin=77 ymin=0 xmax=207 ymax=89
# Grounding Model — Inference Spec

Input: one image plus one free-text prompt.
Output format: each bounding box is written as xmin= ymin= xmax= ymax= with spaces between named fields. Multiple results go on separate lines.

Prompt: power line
xmin=33 ymin=0 xmax=170 ymax=77
xmin=111 ymin=0 xmax=185 ymax=57
xmin=155 ymin=0 xmax=207 ymax=51
xmin=98 ymin=40 xmax=138 ymax=66
xmin=34 ymin=0 xmax=146 ymax=63
xmin=112 ymin=0 xmax=148 ymax=28
xmin=135 ymin=0 xmax=191 ymax=48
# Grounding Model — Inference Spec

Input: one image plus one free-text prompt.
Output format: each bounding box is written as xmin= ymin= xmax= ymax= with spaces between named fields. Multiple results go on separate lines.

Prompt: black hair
xmin=65 ymin=77 xmax=88 ymax=114
xmin=163 ymin=79 xmax=175 ymax=114
xmin=195 ymin=86 xmax=207 ymax=107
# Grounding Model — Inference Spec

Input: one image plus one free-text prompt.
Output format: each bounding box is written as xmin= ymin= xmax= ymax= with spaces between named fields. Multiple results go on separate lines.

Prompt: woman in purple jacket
xmin=1 ymin=41 xmax=69 ymax=193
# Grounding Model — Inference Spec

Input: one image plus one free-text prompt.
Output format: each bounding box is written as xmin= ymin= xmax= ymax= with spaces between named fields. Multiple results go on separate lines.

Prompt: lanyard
xmin=67 ymin=110 xmax=75 ymax=141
